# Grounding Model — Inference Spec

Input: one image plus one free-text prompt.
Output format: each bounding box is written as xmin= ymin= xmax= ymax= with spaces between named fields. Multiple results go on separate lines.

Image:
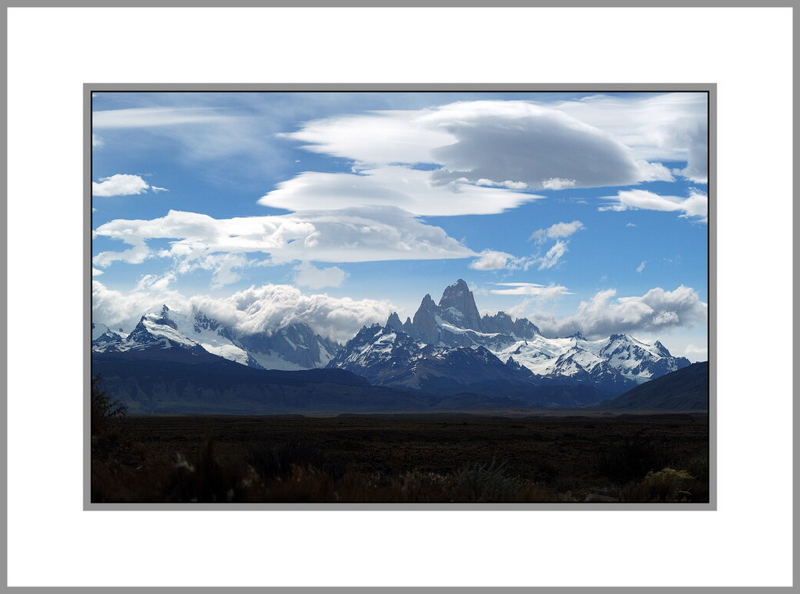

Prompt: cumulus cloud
xmin=134 ymin=272 xmax=177 ymax=292
xmin=469 ymin=249 xmax=543 ymax=272
xmin=530 ymin=285 xmax=707 ymax=339
xmin=92 ymin=238 xmax=150 ymax=267
xmin=92 ymin=133 xmax=104 ymax=148
xmin=294 ymin=262 xmax=348 ymax=289
xmin=92 ymin=174 xmax=168 ymax=197
xmin=489 ymin=282 xmax=571 ymax=298
xmin=259 ymin=166 xmax=542 ymax=217
xmin=599 ymin=189 xmax=708 ymax=220
xmin=469 ymin=250 xmax=515 ymax=271
xmin=472 ymin=226 xmax=580 ymax=273
xmin=92 ymin=279 xmax=190 ymax=332
xmin=636 ymin=260 xmax=647 ymax=273
xmin=174 ymin=253 xmax=250 ymax=288
xmin=92 ymin=280 xmax=393 ymax=343
xmin=536 ymin=240 xmax=569 ymax=270
xmin=530 ymin=220 xmax=585 ymax=243
xmin=92 ymin=206 xmax=476 ymax=275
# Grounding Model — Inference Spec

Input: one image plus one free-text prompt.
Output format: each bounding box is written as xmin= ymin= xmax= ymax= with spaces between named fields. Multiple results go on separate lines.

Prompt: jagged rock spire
xmin=438 ymin=279 xmax=482 ymax=331
xmin=386 ymin=312 xmax=404 ymax=331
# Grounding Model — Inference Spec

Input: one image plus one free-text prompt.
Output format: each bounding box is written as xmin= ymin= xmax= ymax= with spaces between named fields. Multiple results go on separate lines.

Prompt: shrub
xmin=163 ymin=438 xmax=244 ymax=503
xmin=622 ymin=467 xmax=696 ymax=502
xmin=450 ymin=460 xmax=525 ymax=502
xmin=245 ymin=441 xmax=345 ymax=481
xmin=91 ymin=376 xmax=126 ymax=436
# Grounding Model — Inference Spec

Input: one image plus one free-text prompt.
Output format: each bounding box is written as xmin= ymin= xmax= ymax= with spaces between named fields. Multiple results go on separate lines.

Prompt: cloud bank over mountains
xmin=93 ymin=278 xmax=706 ymax=346
xmin=528 ymin=286 xmax=708 ymax=339
xmin=92 ymin=280 xmax=395 ymax=344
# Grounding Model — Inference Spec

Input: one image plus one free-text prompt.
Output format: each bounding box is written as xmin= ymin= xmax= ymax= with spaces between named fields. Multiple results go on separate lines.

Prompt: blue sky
xmin=91 ymin=91 xmax=708 ymax=360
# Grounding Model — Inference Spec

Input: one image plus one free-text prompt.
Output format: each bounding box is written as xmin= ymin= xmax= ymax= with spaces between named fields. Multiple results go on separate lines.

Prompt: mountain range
xmin=327 ymin=280 xmax=689 ymax=401
xmin=92 ymin=304 xmax=338 ymax=371
xmin=91 ymin=279 xmax=696 ymax=412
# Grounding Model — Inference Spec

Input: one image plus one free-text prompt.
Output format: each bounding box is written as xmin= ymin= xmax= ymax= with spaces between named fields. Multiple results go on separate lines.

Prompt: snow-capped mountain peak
xmin=93 ymin=305 xmax=341 ymax=371
xmin=117 ymin=306 xmax=208 ymax=354
xmin=438 ymin=279 xmax=482 ymax=331
xmin=328 ymin=280 xmax=691 ymax=396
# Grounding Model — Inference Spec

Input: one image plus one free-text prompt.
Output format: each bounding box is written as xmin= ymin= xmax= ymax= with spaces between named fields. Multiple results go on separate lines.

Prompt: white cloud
xmin=530 ymin=220 xmax=585 ymax=243
xmin=93 ymin=107 xmax=233 ymax=128
xmin=91 ymin=267 xmax=103 ymax=276
xmin=294 ymin=262 xmax=348 ymax=289
xmin=530 ymin=285 xmax=708 ymax=339
xmin=92 ymin=174 xmax=168 ymax=197
xmin=92 ymin=280 xmax=393 ymax=344
xmin=280 ymin=109 xmax=449 ymax=164
xmin=541 ymin=178 xmax=576 ymax=190
xmin=489 ymin=282 xmax=571 ymax=298
xmin=684 ymin=343 xmax=709 ymax=360
xmin=476 ymin=178 xmax=529 ymax=190
xmin=283 ymin=99 xmax=680 ymax=193
xmin=134 ymin=272 xmax=177 ymax=292
xmin=469 ymin=237 xmax=583 ymax=272
xmin=537 ymin=240 xmax=569 ymax=270
xmin=676 ymin=122 xmax=709 ymax=183
xmin=553 ymin=92 xmax=708 ymax=183
xmin=626 ymin=222 xmax=637 ymax=228
xmin=259 ymin=166 xmax=542 ymax=217
xmin=92 ymin=279 xmax=190 ymax=333
xmin=174 ymin=253 xmax=250 ymax=288
xmin=92 ymin=238 xmax=150 ymax=267
xmin=212 ymin=284 xmax=393 ymax=343
xmin=91 ymin=104 xmax=285 ymax=171
xmin=92 ymin=206 xmax=476 ymax=274
xmin=92 ymin=133 xmax=104 ymax=148
xmin=420 ymin=101 xmax=662 ymax=190
xmin=599 ymin=189 xmax=708 ymax=220
xmin=469 ymin=249 xmax=540 ymax=272
xmin=469 ymin=250 xmax=515 ymax=271
xmin=636 ymin=260 xmax=647 ymax=273
xmin=635 ymin=160 xmax=675 ymax=182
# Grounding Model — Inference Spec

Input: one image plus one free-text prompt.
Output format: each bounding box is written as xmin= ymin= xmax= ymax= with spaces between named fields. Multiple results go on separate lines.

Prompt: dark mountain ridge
xmin=596 ymin=362 xmax=709 ymax=410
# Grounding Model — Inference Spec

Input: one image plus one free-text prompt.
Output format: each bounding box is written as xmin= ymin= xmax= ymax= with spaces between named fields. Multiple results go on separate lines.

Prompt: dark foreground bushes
xmin=93 ymin=439 xmax=559 ymax=503
xmin=92 ymin=437 xmax=708 ymax=504
xmin=91 ymin=414 xmax=709 ymax=504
